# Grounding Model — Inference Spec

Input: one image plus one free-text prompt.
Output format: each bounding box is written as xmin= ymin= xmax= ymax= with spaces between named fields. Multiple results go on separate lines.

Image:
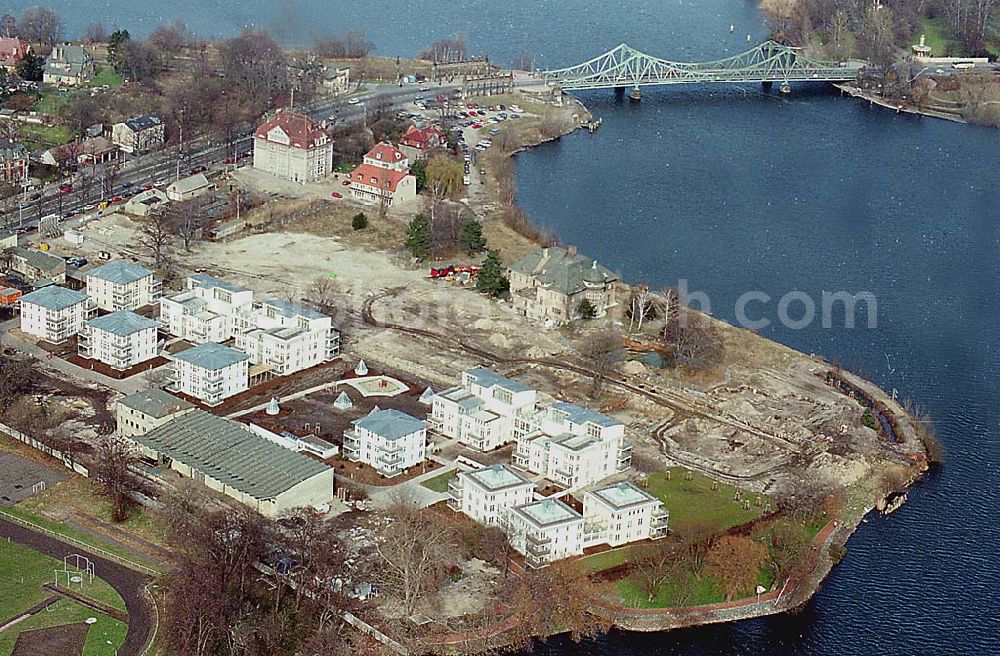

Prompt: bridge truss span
xmin=542 ymin=41 xmax=861 ymax=91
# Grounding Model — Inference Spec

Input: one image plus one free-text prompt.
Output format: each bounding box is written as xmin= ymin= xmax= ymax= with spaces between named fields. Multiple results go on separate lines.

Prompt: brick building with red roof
xmin=0 ymin=38 xmax=30 ymax=71
xmin=400 ymin=125 xmax=447 ymax=160
xmin=252 ymin=110 xmax=333 ymax=183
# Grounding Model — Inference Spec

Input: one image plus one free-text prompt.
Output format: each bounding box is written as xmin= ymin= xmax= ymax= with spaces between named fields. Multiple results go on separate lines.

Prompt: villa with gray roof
xmin=343 ymin=408 xmax=427 ymax=477
xmin=448 ymin=464 xmax=535 ymax=525
xmin=430 ymin=367 xmax=538 ymax=451
xmin=78 ymin=311 xmax=159 ymax=370
xmin=503 ymin=498 xmax=585 ymax=568
xmin=43 ymin=43 xmax=94 ymax=86
xmin=18 ymin=285 xmax=94 ymax=343
xmin=116 ymin=388 xmax=194 ymax=438
xmin=582 ymin=481 xmax=669 ymax=547
xmin=509 ymin=245 xmax=621 ymax=324
xmin=168 ymin=343 xmax=249 ymax=406
xmin=112 ymin=115 xmax=165 ymax=154
xmin=85 ymin=260 xmax=160 ymax=311
xmin=129 ymin=410 xmax=334 ymax=518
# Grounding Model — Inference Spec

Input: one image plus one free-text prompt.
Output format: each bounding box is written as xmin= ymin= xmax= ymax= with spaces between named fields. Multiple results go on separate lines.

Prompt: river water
xmin=21 ymin=0 xmax=1000 ymax=653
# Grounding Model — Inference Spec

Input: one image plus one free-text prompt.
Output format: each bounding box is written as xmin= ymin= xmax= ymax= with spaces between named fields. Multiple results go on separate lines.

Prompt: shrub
xmin=351 ymin=212 xmax=368 ymax=230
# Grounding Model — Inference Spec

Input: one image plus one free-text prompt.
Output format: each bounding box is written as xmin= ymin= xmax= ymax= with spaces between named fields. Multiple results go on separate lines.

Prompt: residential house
xmin=128 ymin=410 xmax=334 ymax=518
xmin=430 ymin=367 xmax=537 ymax=451
xmin=342 ymin=408 xmax=427 ymax=477
xmin=503 ymin=498 xmax=584 ymax=568
xmin=509 ymin=246 xmax=621 ymax=324
xmin=166 ymin=173 xmax=212 ymax=201
xmin=447 ymin=464 xmax=535 ymax=525
xmin=252 ymin=110 xmax=333 ymax=183
xmin=400 ymin=125 xmax=446 ymax=160
xmin=159 ymin=274 xmax=254 ymax=343
xmin=321 ymin=66 xmax=350 ymax=94
xmin=78 ymin=311 xmax=159 ymax=371
xmin=0 ymin=139 xmax=28 ymax=184
xmin=116 ymin=388 xmax=194 ymax=438
xmin=0 ymin=228 xmax=16 ymax=250
xmin=111 ymin=115 xmax=165 ymax=154
xmin=0 ymin=38 xmax=31 ymax=71
xmin=18 ymin=285 xmax=93 ymax=343
xmin=234 ymin=299 xmax=340 ymax=376
xmin=0 ymin=286 xmax=22 ymax=306
xmin=8 ymin=247 xmax=67 ymax=285
xmin=513 ymin=401 xmax=631 ymax=489
xmin=43 ymin=43 xmax=94 ymax=86
xmin=581 ymin=482 xmax=669 ymax=547
xmin=85 ymin=260 xmax=160 ymax=311
xmin=348 ymin=142 xmax=417 ymax=208
xmin=168 ymin=342 xmax=249 ymax=406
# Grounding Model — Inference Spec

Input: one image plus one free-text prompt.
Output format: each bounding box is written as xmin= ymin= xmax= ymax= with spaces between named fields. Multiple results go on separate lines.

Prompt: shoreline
xmin=466 ymin=89 xmax=930 ymax=639
xmin=833 ymin=83 xmax=970 ymax=124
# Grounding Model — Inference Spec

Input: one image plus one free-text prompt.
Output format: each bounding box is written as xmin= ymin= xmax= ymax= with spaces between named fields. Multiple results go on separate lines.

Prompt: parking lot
xmin=0 ymin=452 xmax=67 ymax=506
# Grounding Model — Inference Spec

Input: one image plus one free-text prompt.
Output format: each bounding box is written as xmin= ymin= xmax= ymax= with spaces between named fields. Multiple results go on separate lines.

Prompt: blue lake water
xmin=14 ymin=0 xmax=1000 ymax=653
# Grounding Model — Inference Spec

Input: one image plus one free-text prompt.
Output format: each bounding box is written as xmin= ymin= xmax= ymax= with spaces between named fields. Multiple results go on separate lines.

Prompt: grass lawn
xmin=920 ymin=18 xmax=965 ymax=57
xmin=32 ymin=90 xmax=68 ymax=115
xmin=617 ymin=572 xmax=724 ymax=608
xmin=0 ymin=597 xmax=126 ymax=656
xmin=0 ymin=539 xmax=126 ymax=617
xmin=643 ymin=468 xmax=768 ymax=536
xmin=16 ymin=122 xmax=73 ymax=149
xmin=85 ymin=67 xmax=123 ymax=88
xmin=333 ymin=161 xmax=357 ymax=173
xmin=419 ymin=470 xmax=455 ymax=493
xmin=579 ymin=546 xmax=632 ymax=573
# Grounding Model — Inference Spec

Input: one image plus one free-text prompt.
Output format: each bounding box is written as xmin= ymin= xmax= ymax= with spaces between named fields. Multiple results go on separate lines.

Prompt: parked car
xmin=330 ymin=191 xmax=343 ymax=199
xmin=348 ymin=97 xmax=360 ymax=105
xmin=342 ymin=179 xmax=351 ymax=186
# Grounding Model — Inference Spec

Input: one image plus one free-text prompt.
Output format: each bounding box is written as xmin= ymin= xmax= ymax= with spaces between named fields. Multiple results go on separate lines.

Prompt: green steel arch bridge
xmin=542 ymin=41 xmax=863 ymax=94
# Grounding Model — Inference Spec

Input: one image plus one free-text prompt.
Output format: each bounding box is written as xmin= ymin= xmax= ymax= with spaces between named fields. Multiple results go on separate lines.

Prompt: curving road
xmin=0 ymin=518 xmax=156 ymax=656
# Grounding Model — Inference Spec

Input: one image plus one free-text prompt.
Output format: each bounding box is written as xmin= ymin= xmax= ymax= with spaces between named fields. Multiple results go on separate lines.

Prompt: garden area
xmin=419 ymin=470 xmax=455 ymax=493
xmin=580 ymin=468 xmax=833 ymax=610
xmin=0 ymin=540 xmax=127 ymax=656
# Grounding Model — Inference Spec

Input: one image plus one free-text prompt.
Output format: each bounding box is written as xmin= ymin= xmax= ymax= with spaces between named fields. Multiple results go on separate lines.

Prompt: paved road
xmin=0 ymin=518 xmax=155 ymax=656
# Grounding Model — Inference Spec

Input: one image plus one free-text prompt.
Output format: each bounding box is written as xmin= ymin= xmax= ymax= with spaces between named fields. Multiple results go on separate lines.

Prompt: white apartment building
xmin=235 ymin=300 xmax=340 ymax=375
xmin=430 ymin=368 xmax=537 ymax=451
xmin=159 ymin=275 xmax=255 ymax=343
xmin=253 ymin=110 xmax=333 ymax=183
xmin=513 ymin=402 xmax=631 ymax=489
xmin=447 ymin=464 xmax=535 ymax=526
xmin=18 ymin=286 xmax=93 ymax=343
xmin=342 ymin=409 xmax=427 ymax=478
xmin=581 ymin=481 xmax=669 ymax=547
xmin=503 ymin=498 xmax=584 ymax=568
xmin=78 ymin=311 xmax=159 ymax=371
xmin=116 ymin=388 xmax=194 ymax=438
xmin=169 ymin=343 xmax=249 ymax=406
xmin=85 ymin=260 xmax=160 ymax=312
xmin=111 ymin=115 xmax=165 ymax=154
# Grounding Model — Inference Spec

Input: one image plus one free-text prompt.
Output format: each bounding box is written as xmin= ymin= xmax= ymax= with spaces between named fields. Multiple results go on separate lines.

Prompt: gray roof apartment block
xmin=173 ymin=342 xmax=249 ymax=371
xmin=19 ymin=285 xmax=87 ymax=311
xmin=86 ymin=260 xmax=153 ymax=286
xmin=118 ymin=388 xmax=194 ymax=419
xmin=352 ymin=408 xmax=426 ymax=440
xmin=87 ymin=310 xmax=159 ymax=336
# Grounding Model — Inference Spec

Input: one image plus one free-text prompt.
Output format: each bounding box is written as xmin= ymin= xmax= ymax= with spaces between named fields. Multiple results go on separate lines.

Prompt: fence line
xmin=0 ymin=421 xmax=89 ymax=477
xmin=0 ymin=508 xmax=160 ymax=577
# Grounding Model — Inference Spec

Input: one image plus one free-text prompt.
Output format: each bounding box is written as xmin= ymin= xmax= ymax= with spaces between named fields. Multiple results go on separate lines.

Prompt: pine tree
xmin=459 ymin=216 xmax=486 ymax=254
xmin=476 ymin=250 xmax=509 ymax=298
xmin=16 ymin=50 xmax=45 ymax=82
xmin=410 ymin=159 xmax=427 ymax=192
xmin=351 ymin=212 xmax=368 ymax=230
xmin=108 ymin=29 xmax=131 ymax=74
xmin=577 ymin=298 xmax=597 ymax=320
xmin=405 ymin=213 xmax=432 ymax=259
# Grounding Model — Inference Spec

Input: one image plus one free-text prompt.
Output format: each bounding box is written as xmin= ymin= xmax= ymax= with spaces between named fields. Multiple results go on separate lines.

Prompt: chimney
xmin=567 ymin=245 xmax=577 ymax=257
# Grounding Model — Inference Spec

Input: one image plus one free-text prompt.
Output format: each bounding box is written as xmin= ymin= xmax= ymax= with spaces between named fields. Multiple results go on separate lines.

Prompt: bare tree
xmin=217 ymin=28 xmax=289 ymax=108
xmin=374 ymin=493 xmax=457 ymax=615
xmin=632 ymin=540 xmax=682 ymax=603
xmin=627 ymin=282 xmax=655 ymax=333
xmin=84 ymin=22 xmax=107 ymax=44
xmin=137 ymin=211 xmax=176 ymax=271
xmin=148 ymin=20 xmax=190 ymax=54
xmin=419 ymin=34 xmax=470 ymax=63
xmin=705 ymin=535 xmax=769 ymax=600
xmin=512 ymin=51 xmax=534 ymax=71
xmin=306 ymin=275 xmax=339 ymax=312
xmin=509 ymin=560 xmax=610 ymax=643
xmin=18 ymin=6 xmax=63 ymax=46
xmin=662 ymin=309 xmax=725 ymax=371
xmin=92 ymin=434 xmax=146 ymax=522
xmin=0 ymin=356 xmax=33 ymax=413
xmin=579 ymin=329 xmax=625 ymax=398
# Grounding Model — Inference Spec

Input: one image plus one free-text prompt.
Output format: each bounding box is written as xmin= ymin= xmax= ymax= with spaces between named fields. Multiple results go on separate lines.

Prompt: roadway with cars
xmin=10 ymin=82 xmax=462 ymax=237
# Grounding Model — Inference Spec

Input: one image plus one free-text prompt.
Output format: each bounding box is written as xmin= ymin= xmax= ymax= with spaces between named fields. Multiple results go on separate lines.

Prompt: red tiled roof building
xmin=253 ymin=110 xmax=333 ymax=183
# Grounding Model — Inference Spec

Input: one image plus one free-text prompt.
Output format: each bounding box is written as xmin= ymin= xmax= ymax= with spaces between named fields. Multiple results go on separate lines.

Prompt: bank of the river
xmin=833 ymin=83 xmax=970 ymax=124
xmin=470 ymin=88 xmax=930 ymax=638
